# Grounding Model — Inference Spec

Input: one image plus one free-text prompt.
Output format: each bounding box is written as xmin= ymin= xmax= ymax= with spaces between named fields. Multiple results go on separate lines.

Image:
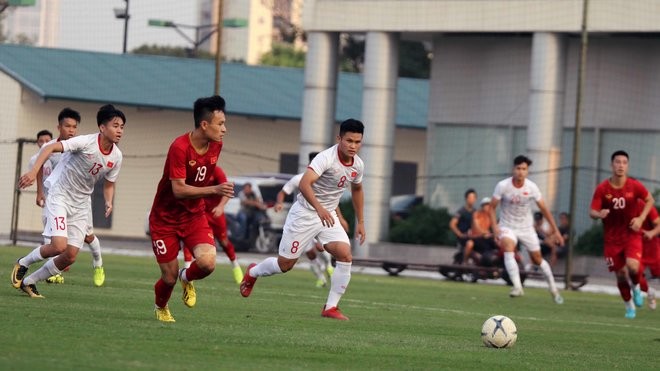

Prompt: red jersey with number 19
xmin=590 ymin=177 xmax=649 ymax=246
xmin=150 ymin=133 xmax=222 ymax=224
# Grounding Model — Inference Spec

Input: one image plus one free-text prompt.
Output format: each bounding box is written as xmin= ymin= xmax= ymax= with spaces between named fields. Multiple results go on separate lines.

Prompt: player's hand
xmin=355 ymin=221 xmax=366 ymax=245
xmin=552 ymin=231 xmax=564 ymax=247
xmin=36 ymin=192 xmax=45 ymax=208
xmin=216 ymin=182 xmax=235 ymax=198
xmin=212 ymin=204 xmax=225 ymax=218
xmin=642 ymin=229 xmax=654 ymax=240
xmin=105 ymin=202 xmax=113 ymax=218
xmin=274 ymin=202 xmax=283 ymax=212
xmin=317 ymin=208 xmax=334 ymax=227
xmin=597 ymin=209 xmax=610 ymax=219
xmin=18 ymin=171 xmax=37 ymax=189
xmin=629 ymin=216 xmax=643 ymax=232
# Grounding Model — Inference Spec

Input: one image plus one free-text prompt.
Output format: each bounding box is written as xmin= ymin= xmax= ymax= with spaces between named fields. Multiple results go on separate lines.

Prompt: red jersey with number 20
xmin=150 ymin=133 xmax=222 ymax=224
xmin=590 ymin=177 xmax=649 ymax=246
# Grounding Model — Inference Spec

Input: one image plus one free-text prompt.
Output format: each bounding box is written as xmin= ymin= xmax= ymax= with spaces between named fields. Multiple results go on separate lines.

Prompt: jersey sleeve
xmin=60 ymin=134 xmax=91 ymax=153
xmin=281 ymin=174 xmax=302 ymax=195
xmin=104 ymin=156 xmax=122 ymax=183
xmin=353 ymin=157 xmax=364 ymax=184
xmin=648 ymin=206 xmax=659 ymax=222
xmin=590 ymin=183 xmax=604 ymax=211
xmin=531 ymin=181 xmax=543 ymax=202
xmin=214 ymin=166 xmax=228 ymax=184
xmin=492 ymin=180 xmax=504 ymax=200
xmin=168 ymin=143 xmax=187 ymax=180
xmin=633 ymin=179 xmax=650 ymax=200
xmin=308 ymin=149 xmax=332 ymax=177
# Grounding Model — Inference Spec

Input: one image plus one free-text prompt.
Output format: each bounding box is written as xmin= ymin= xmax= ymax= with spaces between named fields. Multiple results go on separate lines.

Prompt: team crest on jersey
xmin=605 ymin=194 xmax=613 ymax=199
xmin=523 ymin=191 xmax=529 ymax=196
xmin=107 ymin=161 xmax=114 ymax=168
xmin=189 ymin=160 xmax=196 ymax=167
xmin=211 ymin=157 xmax=217 ymax=164
xmin=351 ymin=171 xmax=357 ymax=178
xmin=625 ymin=192 xmax=633 ymax=198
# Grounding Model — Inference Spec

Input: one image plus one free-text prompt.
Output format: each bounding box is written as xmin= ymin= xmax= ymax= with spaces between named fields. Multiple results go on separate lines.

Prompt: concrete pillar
xmin=527 ymin=32 xmax=567 ymax=212
xmin=299 ymin=32 xmax=339 ymax=171
xmin=360 ymin=32 xmax=399 ymax=244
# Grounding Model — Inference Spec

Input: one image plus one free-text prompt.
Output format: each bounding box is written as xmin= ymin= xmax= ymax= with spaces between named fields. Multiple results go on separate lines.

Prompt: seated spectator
xmin=555 ymin=212 xmax=571 ymax=260
xmin=449 ymin=189 xmax=477 ymax=264
xmin=534 ymin=211 xmax=559 ymax=266
xmin=467 ymin=197 xmax=500 ymax=267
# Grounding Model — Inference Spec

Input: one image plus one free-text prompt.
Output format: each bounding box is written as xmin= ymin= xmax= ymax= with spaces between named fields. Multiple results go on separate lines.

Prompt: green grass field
xmin=0 ymin=246 xmax=658 ymax=370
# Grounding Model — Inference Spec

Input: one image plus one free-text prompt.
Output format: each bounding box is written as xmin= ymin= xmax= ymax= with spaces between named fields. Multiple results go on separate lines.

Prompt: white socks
xmin=326 ymin=261 xmax=351 ymax=308
xmin=86 ymin=236 xmax=103 ymax=268
xmin=250 ymin=257 xmax=282 ymax=278
xmin=23 ymin=259 xmax=61 ymax=285
xmin=309 ymin=257 xmax=325 ymax=280
xmin=538 ymin=259 xmax=558 ymax=293
xmin=19 ymin=246 xmax=45 ymax=267
xmin=503 ymin=252 xmax=522 ymax=290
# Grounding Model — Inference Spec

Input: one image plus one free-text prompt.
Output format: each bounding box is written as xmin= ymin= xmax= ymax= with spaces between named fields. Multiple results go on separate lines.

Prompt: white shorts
xmin=43 ymin=194 xmax=89 ymax=249
xmin=499 ymin=226 xmax=541 ymax=252
xmin=278 ymin=202 xmax=349 ymax=259
xmin=86 ymin=210 xmax=94 ymax=236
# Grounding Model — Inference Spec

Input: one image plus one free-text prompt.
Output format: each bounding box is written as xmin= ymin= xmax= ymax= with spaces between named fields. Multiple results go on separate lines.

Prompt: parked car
xmin=389 ymin=194 xmax=424 ymax=220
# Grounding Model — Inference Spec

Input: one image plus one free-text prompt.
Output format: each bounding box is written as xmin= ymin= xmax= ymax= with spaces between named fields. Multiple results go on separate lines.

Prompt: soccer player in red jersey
xmin=182 ymin=165 xmax=244 ymax=285
xmin=590 ymin=150 xmax=655 ymax=319
xmin=148 ymin=96 xmax=234 ymax=322
xmin=639 ymin=201 xmax=659 ymax=310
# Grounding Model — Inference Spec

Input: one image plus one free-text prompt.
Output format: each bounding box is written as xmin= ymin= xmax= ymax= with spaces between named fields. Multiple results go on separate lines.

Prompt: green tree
xmin=339 ymin=34 xmax=430 ymax=78
xmin=131 ymin=44 xmax=215 ymax=59
xmin=259 ymin=43 xmax=305 ymax=68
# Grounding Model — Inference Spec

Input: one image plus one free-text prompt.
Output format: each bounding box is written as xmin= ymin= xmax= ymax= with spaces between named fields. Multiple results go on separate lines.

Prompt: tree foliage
xmin=259 ymin=43 xmax=305 ymax=68
xmin=131 ymin=44 xmax=215 ymax=59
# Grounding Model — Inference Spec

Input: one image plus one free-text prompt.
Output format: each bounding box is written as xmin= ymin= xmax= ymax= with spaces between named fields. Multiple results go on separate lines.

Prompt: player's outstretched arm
xmin=351 ymin=182 xmax=365 ymax=245
xmin=631 ymin=193 xmax=655 ymax=232
xmin=299 ymin=169 xmax=332 ymax=227
xmin=488 ymin=198 xmax=501 ymax=238
xmin=103 ymin=180 xmax=115 ymax=217
xmin=537 ymin=199 xmax=564 ymax=247
xmin=18 ymin=142 xmax=63 ymax=189
xmin=171 ymin=178 xmax=234 ymax=199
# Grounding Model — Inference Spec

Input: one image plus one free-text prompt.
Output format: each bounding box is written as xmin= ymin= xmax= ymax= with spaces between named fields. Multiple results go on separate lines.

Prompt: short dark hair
xmin=339 ymin=118 xmax=364 ymax=137
xmin=611 ymin=150 xmax=629 ymax=162
xmin=36 ymin=130 xmax=53 ymax=140
xmin=308 ymin=152 xmax=319 ymax=163
xmin=464 ymin=188 xmax=476 ymax=199
xmin=58 ymin=108 xmax=81 ymax=124
xmin=534 ymin=211 xmax=543 ymax=221
xmin=96 ymin=104 xmax=126 ymax=126
xmin=513 ymin=155 xmax=533 ymax=166
xmin=194 ymin=95 xmax=226 ymax=128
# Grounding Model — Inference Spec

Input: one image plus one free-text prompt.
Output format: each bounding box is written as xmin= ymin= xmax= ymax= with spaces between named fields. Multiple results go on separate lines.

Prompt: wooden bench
xmin=351 ymin=258 xmax=589 ymax=290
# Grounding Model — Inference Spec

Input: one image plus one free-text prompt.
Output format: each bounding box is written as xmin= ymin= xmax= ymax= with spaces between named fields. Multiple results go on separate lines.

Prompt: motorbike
xmin=226 ymin=212 xmax=282 ymax=253
xmin=439 ymin=241 xmax=527 ymax=286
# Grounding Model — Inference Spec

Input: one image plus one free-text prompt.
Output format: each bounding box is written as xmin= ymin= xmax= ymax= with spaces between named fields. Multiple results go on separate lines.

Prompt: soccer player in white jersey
xmin=11 ymin=104 xmax=125 ymax=298
xmin=489 ymin=155 xmax=565 ymax=304
xmin=28 ymin=109 xmax=107 ymax=286
xmin=241 ymin=119 xmax=366 ymax=320
xmin=274 ymin=152 xmax=348 ymax=288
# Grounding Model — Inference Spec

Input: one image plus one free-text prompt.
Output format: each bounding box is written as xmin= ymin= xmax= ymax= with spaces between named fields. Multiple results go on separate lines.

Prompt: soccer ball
xmin=481 ymin=315 xmax=517 ymax=348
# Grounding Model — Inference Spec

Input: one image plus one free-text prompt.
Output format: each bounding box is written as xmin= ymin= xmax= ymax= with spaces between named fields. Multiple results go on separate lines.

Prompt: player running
xmin=638 ymin=200 xmax=659 ymax=310
xmin=590 ymin=150 xmax=655 ymax=318
xmin=12 ymin=104 xmax=125 ymax=297
xmin=149 ymin=96 xmax=234 ymax=322
xmin=489 ymin=155 xmax=565 ymax=304
xmin=240 ymin=119 xmax=366 ymax=321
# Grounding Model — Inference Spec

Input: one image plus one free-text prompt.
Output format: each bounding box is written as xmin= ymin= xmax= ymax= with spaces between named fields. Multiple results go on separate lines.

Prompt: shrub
xmin=574 ymin=223 xmax=604 ymax=256
xmin=389 ymin=205 xmax=455 ymax=245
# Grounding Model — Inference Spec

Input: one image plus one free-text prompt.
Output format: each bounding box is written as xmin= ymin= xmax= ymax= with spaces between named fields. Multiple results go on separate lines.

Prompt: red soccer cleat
xmin=240 ymin=263 xmax=257 ymax=297
xmin=321 ymin=305 xmax=349 ymax=321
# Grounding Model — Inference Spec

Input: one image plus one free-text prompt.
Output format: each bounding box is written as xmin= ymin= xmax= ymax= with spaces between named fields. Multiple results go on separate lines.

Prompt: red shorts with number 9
xmin=603 ymin=235 xmax=643 ymax=272
xmin=149 ymin=214 xmax=214 ymax=263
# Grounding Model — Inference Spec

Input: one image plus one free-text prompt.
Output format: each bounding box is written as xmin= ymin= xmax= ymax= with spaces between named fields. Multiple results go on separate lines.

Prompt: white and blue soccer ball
xmin=481 ymin=315 xmax=517 ymax=348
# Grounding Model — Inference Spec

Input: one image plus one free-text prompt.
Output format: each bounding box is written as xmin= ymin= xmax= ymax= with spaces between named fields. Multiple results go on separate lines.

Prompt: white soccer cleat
xmin=509 ymin=287 xmax=524 ymax=298
xmin=551 ymin=290 xmax=564 ymax=304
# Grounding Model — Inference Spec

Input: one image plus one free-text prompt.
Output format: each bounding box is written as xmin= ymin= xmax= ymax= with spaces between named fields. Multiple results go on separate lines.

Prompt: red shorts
xmin=603 ymin=236 xmax=643 ymax=272
xmin=150 ymin=214 xmax=214 ymax=264
xmin=641 ymin=238 xmax=660 ymax=277
xmin=206 ymin=212 xmax=228 ymax=241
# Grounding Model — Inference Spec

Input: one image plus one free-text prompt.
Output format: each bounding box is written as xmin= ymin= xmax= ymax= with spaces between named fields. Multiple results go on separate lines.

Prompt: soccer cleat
xmin=509 ymin=287 xmax=524 ymax=298
xmin=93 ymin=267 xmax=105 ymax=287
xmin=552 ymin=290 xmax=564 ymax=304
xmin=20 ymin=281 xmax=44 ymax=298
xmin=315 ymin=278 xmax=327 ymax=288
xmin=624 ymin=307 xmax=636 ymax=319
xmin=179 ymin=269 xmax=196 ymax=308
xmin=632 ymin=286 xmax=644 ymax=307
xmin=232 ymin=266 xmax=244 ymax=285
xmin=326 ymin=265 xmax=334 ymax=277
xmin=154 ymin=306 xmax=176 ymax=322
xmin=321 ymin=305 xmax=349 ymax=321
xmin=46 ymin=274 xmax=64 ymax=284
xmin=11 ymin=260 xmax=28 ymax=288
xmin=649 ymin=290 xmax=656 ymax=310
xmin=240 ymin=263 xmax=257 ymax=297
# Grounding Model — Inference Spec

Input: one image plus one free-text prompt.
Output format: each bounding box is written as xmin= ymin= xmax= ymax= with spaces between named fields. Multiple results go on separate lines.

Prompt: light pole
xmin=113 ymin=0 xmax=130 ymax=54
